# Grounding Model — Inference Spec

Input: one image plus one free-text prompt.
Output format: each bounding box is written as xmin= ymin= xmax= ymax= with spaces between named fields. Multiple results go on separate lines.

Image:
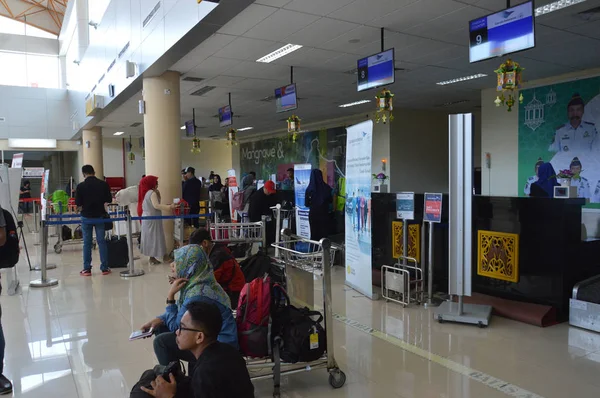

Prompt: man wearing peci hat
xmin=549 ymin=93 xmax=598 ymax=153
xmin=524 ymin=157 xmax=544 ymax=196
xmin=569 ymin=157 xmax=591 ymax=199
xmin=182 ymin=167 xmax=202 ymax=227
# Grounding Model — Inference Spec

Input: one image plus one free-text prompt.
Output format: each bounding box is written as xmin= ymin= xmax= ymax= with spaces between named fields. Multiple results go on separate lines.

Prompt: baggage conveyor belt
xmin=570 ymin=275 xmax=600 ymax=333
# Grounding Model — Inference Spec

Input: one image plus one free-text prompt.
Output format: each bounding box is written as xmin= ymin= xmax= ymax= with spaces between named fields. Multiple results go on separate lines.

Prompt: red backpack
xmin=236 ymin=275 xmax=271 ymax=358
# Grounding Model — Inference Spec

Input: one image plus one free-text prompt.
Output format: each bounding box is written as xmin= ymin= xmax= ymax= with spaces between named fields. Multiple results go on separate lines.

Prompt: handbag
xmin=130 ymin=361 xmax=191 ymax=398
xmin=103 ymin=213 xmax=114 ymax=231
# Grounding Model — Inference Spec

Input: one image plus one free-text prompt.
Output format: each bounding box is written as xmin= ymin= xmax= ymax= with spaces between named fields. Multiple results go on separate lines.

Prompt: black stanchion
xmin=30 ymin=220 xmax=59 ymax=287
xmin=121 ymin=209 xmax=144 ymax=278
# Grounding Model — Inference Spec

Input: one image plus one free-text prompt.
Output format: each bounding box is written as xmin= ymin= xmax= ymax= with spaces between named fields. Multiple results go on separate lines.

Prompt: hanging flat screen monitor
xmin=218 ymin=105 xmax=232 ymax=127
xmin=357 ymin=48 xmax=395 ymax=92
xmin=184 ymin=120 xmax=195 ymax=137
xmin=469 ymin=1 xmax=535 ymax=63
xmin=275 ymin=83 xmax=298 ymax=113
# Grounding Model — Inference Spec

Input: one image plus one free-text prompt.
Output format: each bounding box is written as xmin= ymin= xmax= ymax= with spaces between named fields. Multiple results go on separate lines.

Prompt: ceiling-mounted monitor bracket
xmin=381 ymin=27 xmax=385 ymax=52
xmin=228 ymin=92 xmax=233 ymax=117
xmin=290 ymin=66 xmax=294 ymax=85
xmin=506 ymin=0 xmax=510 ymax=8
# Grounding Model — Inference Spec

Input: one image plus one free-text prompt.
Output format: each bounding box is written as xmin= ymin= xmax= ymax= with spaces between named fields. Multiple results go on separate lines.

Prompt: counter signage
xmin=424 ymin=193 xmax=442 ymax=223
xmin=11 ymin=153 xmax=23 ymax=168
xmin=396 ymin=192 xmax=415 ymax=220
xmin=294 ymin=164 xmax=312 ymax=239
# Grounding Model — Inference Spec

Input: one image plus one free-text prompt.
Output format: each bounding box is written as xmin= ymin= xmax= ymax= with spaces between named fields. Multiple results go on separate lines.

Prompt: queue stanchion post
xmin=261 ymin=215 xmax=267 ymax=253
xmin=424 ymin=222 xmax=441 ymax=308
xmin=274 ymin=204 xmax=281 ymax=257
xmin=179 ymin=203 xmax=185 ymax=247
xmin=30 ymin=220 xmax=59 ymax=287
xmin=33 ymin=200 xmax=39 ymax=233
xmin=121 ymin=210 xmax=144 ymax=278
xmin=33 ymin=206 xmax=56 ymax=270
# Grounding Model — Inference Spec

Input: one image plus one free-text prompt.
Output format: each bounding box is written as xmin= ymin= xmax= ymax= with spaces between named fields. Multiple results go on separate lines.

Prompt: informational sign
xmin=23 ymin=167 xmax=45 ymax=178
xmin=344 ymin=120 xmax=374 ymax=299
xmin=396 ymin=192 xmax=415 ymax=220
xmin=41 ymin=169 xmax=49 ymax=221
xmin=227 ymin=169 xmax=238 ymax=222
xmin=294 ymin=164 xmax=312 ymax=239
xmin=11 ymin=153 xmax=23 ymax=168
xmin=424 ymin=193 xmax=443 ymax=223
xmin=0 ymin=165 xmax=23 ymax=216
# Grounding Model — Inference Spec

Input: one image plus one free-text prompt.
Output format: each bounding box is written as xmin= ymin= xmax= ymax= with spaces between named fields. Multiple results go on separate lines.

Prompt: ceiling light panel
xmin=113 ymin=132 xmax=124 ymax=136
xmin=256 ymin=44 xmax=303 ymax=63
xmin=238 ymin=127 xmax=254 ymax=131
xmin=339 ymin=100 xmax=371 ymax=108
xmin=436 ymin=73 xmax=487 ymax=86
xmin=535 ymin=0 xmax=587 ymax=16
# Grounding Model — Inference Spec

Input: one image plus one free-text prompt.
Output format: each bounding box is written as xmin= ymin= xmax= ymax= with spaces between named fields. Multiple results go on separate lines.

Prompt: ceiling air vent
xmin=130 ymin=122 xmax=142 ymax=127
xmin=143 ymin=2 xmax=161 ymax=28
xmin=182 ymin=76 xmax=205 ymax=82
xmin=190 ymin=86 xmax=216 ymax=96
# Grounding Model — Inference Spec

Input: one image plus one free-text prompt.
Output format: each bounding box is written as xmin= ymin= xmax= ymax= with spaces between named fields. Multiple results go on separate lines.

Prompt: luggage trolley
xmin=247 ymin=231 xmax=345 ymax=397
xmin=208 ymin=216 xmax=268 ymax=259
xmin=270 ymin=204 xmax=295 ymax=257
xmin=53 ymin=200 xmax=96 ymax=254
xmin=381 ymin=256 xmax=424 ymax=307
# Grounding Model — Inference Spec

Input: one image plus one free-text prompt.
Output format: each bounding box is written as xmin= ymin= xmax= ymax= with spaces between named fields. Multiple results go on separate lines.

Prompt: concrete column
xmin=82 ymin=127 xmax=104 ymax=179
xmin=143 ymin=70 xmax=181 ymax=253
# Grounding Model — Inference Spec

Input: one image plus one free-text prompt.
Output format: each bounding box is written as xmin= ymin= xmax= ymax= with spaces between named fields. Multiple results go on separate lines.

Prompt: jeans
xmin=0 ymin=304 xmax=4 ymax=374
xmin=81 ymin=218 xmax=108 ymax=271
xmin=153 ymin=326 xmax=196 ymax=367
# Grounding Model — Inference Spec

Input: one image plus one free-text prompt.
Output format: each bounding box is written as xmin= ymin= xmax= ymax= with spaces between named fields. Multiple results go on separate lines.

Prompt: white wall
xmin=0 ymin=33 xmax=59 ymax=55
xmin=389 ymin=109 xmax=450 ymax=193
xmin=481 ymin=67 xmax=600 ymax=238
xmin=0 ymin=86 xmax=72 ymax=140
xmin=102 ymin=137 xmax=124 ymax=179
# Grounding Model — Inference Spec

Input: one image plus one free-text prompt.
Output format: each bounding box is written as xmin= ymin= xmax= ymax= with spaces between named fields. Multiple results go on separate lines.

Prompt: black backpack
xmin=0 ymin=209 xmax=20 ymax=269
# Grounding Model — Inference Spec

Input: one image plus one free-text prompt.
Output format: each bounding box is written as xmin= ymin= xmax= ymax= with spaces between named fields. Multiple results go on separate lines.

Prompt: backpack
xmin=271 ymin=287 xmax=327 ymax=364
xmin=240 ymin=252 xmax=284 ymax=285
xmin=231 ymin=191 xmax=244 ymax=212
xmin=236 ymin=275 xmax=271 ymax=358
xmin=0 ymin=209 xmax=20 ymax=269
xmin=62 ymin=225 xmax=72 ymax=241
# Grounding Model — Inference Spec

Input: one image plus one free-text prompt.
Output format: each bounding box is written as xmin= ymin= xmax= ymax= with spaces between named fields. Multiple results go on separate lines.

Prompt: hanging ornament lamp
xmin=127 ymin=137 xmax=135 ymax=164
xmin=226 ymin=128 xmax=238 ymax=146
xmin=494 ymin=58 xmax=524 ymax=112
xmin=142 ymin=149 xmax=146 ymax=160
xmin=287 ymin=114 xmax=301 ymax=143
xmin=191 ymin=137 xmax=201 ymax=153
xmin=128 ymin=151 xmax=135 ymax=164
xmin=375 ymin=88 xmax=394 ymax=123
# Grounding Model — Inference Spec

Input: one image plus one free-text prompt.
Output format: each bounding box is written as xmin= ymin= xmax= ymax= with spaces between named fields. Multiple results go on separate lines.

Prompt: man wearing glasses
xmin=141 ymin=302 xmax=254 ymax=398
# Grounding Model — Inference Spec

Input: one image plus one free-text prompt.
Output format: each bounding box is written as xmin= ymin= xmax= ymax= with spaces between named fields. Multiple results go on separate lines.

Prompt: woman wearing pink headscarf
xmin=139 ymin=176 xmax=175 ymax=264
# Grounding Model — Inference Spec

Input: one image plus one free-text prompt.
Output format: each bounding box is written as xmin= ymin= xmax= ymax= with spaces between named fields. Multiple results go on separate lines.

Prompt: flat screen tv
xmin=356 ymin=48 xmax=395 ymax=92
xmin=469 ymin=1 xmax=535 ymax=63
xmin=218 ymin=105 xmax=232 ymax=127
xmin=275 ymin=83 xmax=298 ymax=113
xmin=184 ymin=120 xmax=195 ymax=137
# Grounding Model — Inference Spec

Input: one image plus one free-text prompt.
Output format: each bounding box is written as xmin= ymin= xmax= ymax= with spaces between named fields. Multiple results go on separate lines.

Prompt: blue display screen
xmin=274 ymin=83 xmax=298 ymax=113
xmin=356 ymin=49 xmax=395 ymax=92
xmin=469 ymin=1 xmax=535 ymax=63
xmin=185 ymin=120 xmax=195 ymax=137
xmin=219 ymin=105 xmax=232 ymax=127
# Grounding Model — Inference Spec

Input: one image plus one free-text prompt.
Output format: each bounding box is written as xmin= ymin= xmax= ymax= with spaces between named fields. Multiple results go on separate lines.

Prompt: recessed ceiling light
xmin=114 ymin=131 xmax=124 ymax=136
xmin=237 ymin=127 xmax=254 ymax=131
xmin=535 ymin=0 xmax=586 ymax=16
xmin=436 ymin=73 xmax=487 ymax=86
xmin=256 ymin=44 xmax=302 ymax=63
xmin=180 ymin=125 xmax=185 ymax=130
xmin=339 ymin=100 xmax=371 ymax=108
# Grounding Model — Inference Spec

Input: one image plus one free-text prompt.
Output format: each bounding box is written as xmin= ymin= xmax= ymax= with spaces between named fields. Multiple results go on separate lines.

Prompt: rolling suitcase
xmin=107 ymin=235 xmax=129 ymax=268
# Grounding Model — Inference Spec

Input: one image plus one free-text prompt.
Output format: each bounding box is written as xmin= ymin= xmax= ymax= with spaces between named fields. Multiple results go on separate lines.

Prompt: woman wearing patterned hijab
xmin=141 ymin=245 xmax=238 ymax=366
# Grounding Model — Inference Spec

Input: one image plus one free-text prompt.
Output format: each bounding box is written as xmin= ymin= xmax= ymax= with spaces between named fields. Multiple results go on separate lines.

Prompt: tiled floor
xmin=2 ymin=224 xmax=600 ymax=397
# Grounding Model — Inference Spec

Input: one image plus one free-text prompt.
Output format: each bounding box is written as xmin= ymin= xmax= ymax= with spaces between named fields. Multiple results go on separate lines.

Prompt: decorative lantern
xmin=127 ymin=137 xmax=135 ymax=164
xmin=128 ymin=152 xmax=135 ymax=164
xmin=494 ymin=58 xmax=524 ymax=112
xmin=226 ymin=128 xmax=238 ymax=146
xmin=375 ymin=88 xmax=394 ymax=123
xmin=287 ymin=114 xmax=301 ymax=143
xmin=191 ymin=137 xmax=201 ymax=153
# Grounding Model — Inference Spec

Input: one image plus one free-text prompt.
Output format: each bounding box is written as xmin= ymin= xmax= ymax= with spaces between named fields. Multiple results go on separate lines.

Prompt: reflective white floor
xmin=2 ymin=227 xmax=600 ymax=398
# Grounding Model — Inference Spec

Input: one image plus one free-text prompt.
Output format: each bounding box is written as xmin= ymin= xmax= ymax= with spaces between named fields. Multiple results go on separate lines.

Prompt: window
xmin=88 ymin=0 xmax=111 ymax=25
xmin=0 ymin=15 xmax=57 ymax=39
xmin=0 ymin=51 xmax=60 ymax=89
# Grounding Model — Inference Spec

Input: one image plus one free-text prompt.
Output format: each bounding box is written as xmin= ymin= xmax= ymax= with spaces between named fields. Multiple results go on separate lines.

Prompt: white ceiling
xmin=98 ymin=0 xmax=600 ymax=138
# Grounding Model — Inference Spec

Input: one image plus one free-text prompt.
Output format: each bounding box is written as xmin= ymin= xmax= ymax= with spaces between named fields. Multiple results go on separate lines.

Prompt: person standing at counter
xmin=282 ymin=168 xmax=294 ymax=190
xmin=19 ymin=180 xmax=32 ymax=214
xmin=524 ymin=158 xmax=544 ymax=196
xmin=182 ymin=167 xmax=202 ymax=228
xmin=529 ymin=163 xmax=559 ymax=198
xmin=305 ymin=169 xmax=332 ymax=241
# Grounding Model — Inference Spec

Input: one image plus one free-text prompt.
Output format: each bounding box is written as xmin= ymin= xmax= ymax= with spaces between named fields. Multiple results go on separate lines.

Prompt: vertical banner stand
xmin=434 ymin=114 xmax=491 ymax=327
xmin=30 ymin=221 xmax=59 ymax=287
xmin=120 ymin=209 xmax=145 ymax=278
xmin=33 ymin=206 xmax=57 ymax=271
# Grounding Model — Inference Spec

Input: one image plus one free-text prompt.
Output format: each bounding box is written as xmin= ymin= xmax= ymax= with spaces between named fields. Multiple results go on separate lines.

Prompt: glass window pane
xmin=0 ymin=15 xmax=57 ymax=39
xmin=26 ymin=54 xmax=60 ymax=89
xmin=0 ymin=52 xmax=27 ymax=87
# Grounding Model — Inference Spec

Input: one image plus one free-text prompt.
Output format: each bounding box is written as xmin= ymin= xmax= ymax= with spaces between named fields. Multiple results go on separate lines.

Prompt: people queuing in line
xmin=182 ymin=167 xmax=202 ymax=228
xmin=141 ymin=244 xmax=237 ymax=367
xmin=138 ymin=175 xmax=176 ymax=265
xmin=306 ymin=169 xmax=333 ymax=241
xmin=19 ymin=180 xmax=32 ymax=214
xmin=248 ymin=180 xmax=278 ymax=245
xmin=0 ymin=205 xmax=13 ymax=395
xmin=75 ymin=165 xmax=113 ymax=276
xmin=282 ymin=168 xmax=294 ymax=190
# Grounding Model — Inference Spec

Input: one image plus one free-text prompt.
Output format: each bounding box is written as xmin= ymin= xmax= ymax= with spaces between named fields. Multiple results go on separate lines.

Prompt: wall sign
xmin=396 ymin=192 xmax=415 ymax=220
xmin=424 ymin=193 xmax=443 ymax=223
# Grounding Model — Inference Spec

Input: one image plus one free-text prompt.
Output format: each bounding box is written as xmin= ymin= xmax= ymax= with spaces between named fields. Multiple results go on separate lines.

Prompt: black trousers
xmin=153 ymin=326 xmax=196 ymax=367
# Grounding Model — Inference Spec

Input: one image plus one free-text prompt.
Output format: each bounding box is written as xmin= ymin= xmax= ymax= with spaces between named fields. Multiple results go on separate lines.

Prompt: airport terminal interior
xmin=2 ymin=0 xmax=600 ymax=397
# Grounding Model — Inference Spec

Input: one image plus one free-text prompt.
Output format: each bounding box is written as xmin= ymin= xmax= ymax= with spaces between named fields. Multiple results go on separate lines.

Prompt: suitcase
xmin=106 ymin=236 xmax=129 ymax=268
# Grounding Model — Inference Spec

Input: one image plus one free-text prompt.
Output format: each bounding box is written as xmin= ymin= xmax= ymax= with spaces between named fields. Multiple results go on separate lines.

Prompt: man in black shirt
xmin=141 ymin=301 xmax=254 ymax=398
xmin=182 ymin=167 xmax=202 ymax=227
xmin=75 ymin=165 xmax=113 ymax=276
xmin=248 ymin=180 xmax=278 ymax=245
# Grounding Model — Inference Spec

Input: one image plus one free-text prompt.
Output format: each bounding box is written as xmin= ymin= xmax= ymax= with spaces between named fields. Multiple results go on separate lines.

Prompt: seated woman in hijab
xmin=306 ymin=169 xmax=333 ymax=241
xmin=140 ymin=245 xmax=238 ymax=366
xmin=529 ymin=163 xmax=559 ymax=198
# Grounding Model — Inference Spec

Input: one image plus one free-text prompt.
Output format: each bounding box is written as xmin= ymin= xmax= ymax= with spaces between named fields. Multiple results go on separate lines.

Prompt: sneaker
xmin=80 ymin=269 xmax=92 ymax=276
xmin=0 ymin=374 xmax=12 ymax=395
xmin=101 ymin=269 xmax=112 ymax=275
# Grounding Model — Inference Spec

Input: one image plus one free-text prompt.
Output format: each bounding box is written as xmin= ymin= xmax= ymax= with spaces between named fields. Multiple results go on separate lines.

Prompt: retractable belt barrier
xmin=30 ymin=210 xmax=214 ymax=288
